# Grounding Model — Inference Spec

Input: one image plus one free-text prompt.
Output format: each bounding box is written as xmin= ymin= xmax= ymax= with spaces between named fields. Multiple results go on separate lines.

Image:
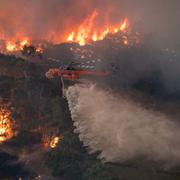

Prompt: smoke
xmin=66 ymin=83 xmax=180 ymax=166
xmin=0 ymin=0 xmax=128 ymax=42
xmin=0 ymin=0 xmax=180 ymax=45
xmin=1 ymin=0 xmax=180 ymax=167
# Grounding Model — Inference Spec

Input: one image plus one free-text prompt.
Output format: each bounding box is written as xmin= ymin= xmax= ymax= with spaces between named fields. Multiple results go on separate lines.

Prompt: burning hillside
xmin=0 ymin=106 xmax=15 ymax=143
xmin=0 ymin=1 xmax=180 ymax=179
xmin=66 ymin=10 xmax=129 ymax=46
xmin=0 ymin=7 xmax=135 ymax=54
xmin=43 ymin=135 xmax=61 ymax=149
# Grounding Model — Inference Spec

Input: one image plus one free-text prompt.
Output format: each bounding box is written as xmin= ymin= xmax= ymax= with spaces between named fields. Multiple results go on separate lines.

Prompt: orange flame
xmin=0 ymin=107 xmax=14 ymax=143
xmin=50 ymin=136 xmax=60 ymax=149
xmin=36 ymin=46 xmax=43 ymax=53
xmin=92 ymin=31 xmax=98 ymax=41
xmin=67 ymin=32 xmax=75 ymax=41
xmin=6 ymin=41 xmax=16 ymax=52
xmin=6 ymin=38 xmax=30 ymax=52
xmin=1 ymin=10 xmax=131 ymax=52
xmin=43 ymin=135 xmax=61 ymax=149
xmin=76 ymin=10 xmax=98 ymax=46
xmin=67 ymin=10 xmax=129 ymax=46
xmin=120 ymin=18 xmax=129 ymax=31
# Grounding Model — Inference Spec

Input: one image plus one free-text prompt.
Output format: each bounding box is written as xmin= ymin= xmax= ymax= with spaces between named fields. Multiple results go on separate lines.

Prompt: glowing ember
xmin=66 ymin=10 xmax=129 ymax=46
xmin=43 ymin=135 xmax=61 ymax=149
xmin=36 ymin=46 xmax=43 ymax=53
xmin=50 ymin=136 xmax=60 ymax=149
xmin=123 ymin=36 xmax=129 ymax=45
xmin=0 ymin=107 xmax=14 ymax=143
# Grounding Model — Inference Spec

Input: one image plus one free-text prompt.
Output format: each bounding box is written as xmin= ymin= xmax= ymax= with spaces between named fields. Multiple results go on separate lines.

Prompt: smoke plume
xmin=66 ymin=83 xmax=180 ymax=166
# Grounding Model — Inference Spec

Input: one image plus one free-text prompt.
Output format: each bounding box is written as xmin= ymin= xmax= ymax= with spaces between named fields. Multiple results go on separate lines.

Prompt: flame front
xmin=67 ymin=10 xmax=129 ymax=46
xmin=0 ymin=107 xmax=14 ymax=143
xmin=5 ymin=38 xmax=30 ymax=52
xmin=0 ymin=10 xmax=131 ymax=52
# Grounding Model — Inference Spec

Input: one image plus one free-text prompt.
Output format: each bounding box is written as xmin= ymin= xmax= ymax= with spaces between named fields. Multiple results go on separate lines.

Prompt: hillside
xmin=0 ymin=55 xmax=179 ymax=180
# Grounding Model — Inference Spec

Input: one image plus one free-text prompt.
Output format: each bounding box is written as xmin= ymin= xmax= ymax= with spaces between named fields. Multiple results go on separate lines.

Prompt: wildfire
xmin=36 ymin=46 xmax=44 ymax=53
xmin=66 ymin=10 xmax=129 ymax=46
xmin=6 ymin=41 xmax=16 ymax=52
xmin=50 ymin=136 xmax=60 ymax=149
xmin=67 ymin=32 xmax=75 ymax=41
xmin=122 ymin=36 xmax=129 ymax=45
xmin=6 ymin=38 xmax=30 ymax=52
xmin=0 ymin=107 xmax=14 ymax=143
xmin=43 ymin=135 xmax=61 ymax=149
xmin=0 ymin=10 xmax=132 ymax=53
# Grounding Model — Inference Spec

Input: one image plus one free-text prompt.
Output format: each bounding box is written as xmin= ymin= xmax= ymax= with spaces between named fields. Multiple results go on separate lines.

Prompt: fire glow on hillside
xmin=66 ymin=10 xmax=129 ymax=46
xmin=0 ymin=9 xmax=132 ymax=53
xmin=43 ymin=134 xmax=61 ymax=149
xmin=0 ymin=107 xmax=14 ymax=143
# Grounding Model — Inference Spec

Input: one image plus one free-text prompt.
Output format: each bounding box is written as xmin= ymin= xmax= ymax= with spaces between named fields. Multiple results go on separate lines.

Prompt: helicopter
xmin=45 ymin=59 xmax=110 ymax=97
xmin=45 ymin=60 xmax=110 ymax=81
